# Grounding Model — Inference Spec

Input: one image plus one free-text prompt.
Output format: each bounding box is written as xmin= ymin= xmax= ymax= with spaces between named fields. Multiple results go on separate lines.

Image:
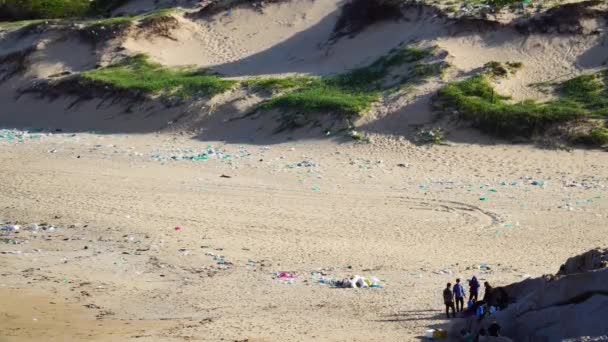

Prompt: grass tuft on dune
xmin=435 ymin=71 xmax=608 ymax=145
xmin=250 ymin=46 xmax=442 ymax=117
xmin=81 ymin=54 xmax=237 ymax=100
xmin=85 ymin=8 xmax=175 ymax=27
xmin=0 ymin=0 xmax=129 ymax=20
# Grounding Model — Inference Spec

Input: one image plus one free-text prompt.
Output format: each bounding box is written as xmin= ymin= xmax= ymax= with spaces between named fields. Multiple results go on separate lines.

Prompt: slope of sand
xmin=2 ymin=0 xmax=605 ymax=130
xmin=0 ymin=133 xmax=606 ymax=341
xmin=119 ymin=0 xmax=608 ymax=134
xmin=121 ymin=2 xmax=608 ymax=87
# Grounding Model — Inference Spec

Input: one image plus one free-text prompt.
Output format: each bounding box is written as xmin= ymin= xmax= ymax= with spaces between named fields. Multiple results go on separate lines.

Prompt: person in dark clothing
xmin=467 ymin=281 xmax=494 ymax=320
xmin=484 ymin=285 xmax=510 ymax=310
xmin=488 ymin=320 xmax=501 ymax=337
xmin=469 ymin=276 xmax=480 ymax=302
xmin=482 ymin=281 xmax=493 ymax=302
xmin=443 ymin=282 xmax=456 ymax=318
xmin=453 ymin=278 xmax=466 ymax=312
xmin=469 ymin=282 xmax=490 ymax=317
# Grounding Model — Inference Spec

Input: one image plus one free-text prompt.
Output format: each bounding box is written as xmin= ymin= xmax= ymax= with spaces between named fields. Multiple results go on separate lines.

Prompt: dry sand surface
xmin=1 ymin=132 xmax=606 ymax=341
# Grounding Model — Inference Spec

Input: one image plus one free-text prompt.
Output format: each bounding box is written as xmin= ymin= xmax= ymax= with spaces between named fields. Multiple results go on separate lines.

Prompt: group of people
xmin=443 ymin=277 xmax=474 ymax=318
xmin=442 ymin=276 xmax=508 ymax=338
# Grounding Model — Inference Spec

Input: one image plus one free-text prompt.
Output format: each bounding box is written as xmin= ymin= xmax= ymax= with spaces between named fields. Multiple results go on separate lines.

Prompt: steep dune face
xmin=25 ymin=38 xmax=96 ymax=79
xmin=436 ymin=29 xmax=607 ymax=101
xmin=123 ymin=0 xmax=366 ymax=76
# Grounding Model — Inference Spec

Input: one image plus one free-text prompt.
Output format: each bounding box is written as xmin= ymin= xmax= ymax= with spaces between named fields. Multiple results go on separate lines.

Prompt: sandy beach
xmin=1 ymin=132 xmax=606 ymax=341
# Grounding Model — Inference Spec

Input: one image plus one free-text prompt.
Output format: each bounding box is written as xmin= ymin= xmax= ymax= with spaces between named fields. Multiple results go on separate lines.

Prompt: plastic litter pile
xmin=151 ymin=145 xmax=233 ymax=162
xmin=205 ymin=252 xmax=232 ymax=268
xmin=311 ymin=273 xmax=383 ymax=288
xmin=287 ymin=160 xmax=316 ymax=168
xmin=2 ymin=222 xmax=59 ymax=233
xmin=274 ymin=272 xmax=297 ymax=284
xmin=1 ymin=222 xmax=61 ymax=246
xmin=0 ymin=129 xmax=43 ymax=142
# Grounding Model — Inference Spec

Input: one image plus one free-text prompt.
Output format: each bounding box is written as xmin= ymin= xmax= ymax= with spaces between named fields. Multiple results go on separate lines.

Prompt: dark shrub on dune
xmin=0 ymin=0 xmax=128 ymax=20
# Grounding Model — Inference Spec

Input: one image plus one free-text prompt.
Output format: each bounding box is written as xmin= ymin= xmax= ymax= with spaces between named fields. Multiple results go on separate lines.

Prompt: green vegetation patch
xmin=0 ymin=0 xmax=90 ymax=20
xmin=81 ymin=54 xmax=236 ymax=100
xmin=484 ymin=61 xmax=523 ymax=78
xmin=244 ymin=76 xmax=320 ymax=92
xmin=0 ymin=18 xmax=47 ymax=30
xmin=584 ymin=127 xmax=608 ymax=145
xmin=570 ymin=126 xmax=608 ymax=146
xmin=486 ymin=0 xmax=522 ymax=9
xmin=0 ymin=6 xmax=174 ymax=34
xmin=260 ymin=87 xmax=379 ymax=116
xmin=85 ymin=8 xmax=175 ymax=27
xmin=0 ymin=0 xmax=129 ymax=20
xmin=435 ymin=70 xmax=608 ymax=144
xmin=250 ymin=46 xmax=441 ymax=118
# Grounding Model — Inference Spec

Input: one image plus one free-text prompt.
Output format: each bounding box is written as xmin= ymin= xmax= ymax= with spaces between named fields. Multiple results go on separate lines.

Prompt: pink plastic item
xmin=277 ymin=272 xmax=296 ymax=279
xmin=175 ymin=226 xmax=183 ymax=231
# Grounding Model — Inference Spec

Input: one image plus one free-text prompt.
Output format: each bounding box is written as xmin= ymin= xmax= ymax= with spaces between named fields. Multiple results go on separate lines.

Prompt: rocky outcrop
xmin=558 ymin=248 xmax=608 ymax=275
xmin=448 ymin=249 xmax=608 ymax=341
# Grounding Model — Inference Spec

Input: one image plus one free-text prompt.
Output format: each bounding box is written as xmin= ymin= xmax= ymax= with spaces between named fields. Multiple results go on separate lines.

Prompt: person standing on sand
xmin=469 ymin=276 xmax=480 ymax=302
xmin=482 ymin=281 xmax=493 ymax=303
xmin=453 ymin=278 xmax=466 ymax=312
xmin=443 ymin=283 xmax=456 ymax=318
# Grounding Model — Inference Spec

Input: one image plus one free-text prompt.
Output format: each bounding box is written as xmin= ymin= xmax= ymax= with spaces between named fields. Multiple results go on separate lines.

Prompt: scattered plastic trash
xmin=0 ymin=129 xmax=43 ymax=143
xmin=151 ymin=146 xmax=234 ymax=163
xmin=479 ymin=197 xmax=488 ymax=201
xmin=2 ymin=222 xmax=59 ymax=232
xmin=276 ymin=272 xmax=297 ymax=279
xmin=312 ymin=186 xmax=321 ymax=191
xmin=312 ymin=274 xmax=382 ymax=289
xmin=295 ymin=161 xmax=315 ymax=168
xmin=531 ymin=180 xmax=546 ymax=187
xmin=174 ymin=226 xmax=183 ymax=231
xmin=205 ymin=252 xmax=232 ymax=266
xmin=2 ymin=224 xmax=20 ymax=232
xmin=416 ymin=128 xmax=445 ymax=144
